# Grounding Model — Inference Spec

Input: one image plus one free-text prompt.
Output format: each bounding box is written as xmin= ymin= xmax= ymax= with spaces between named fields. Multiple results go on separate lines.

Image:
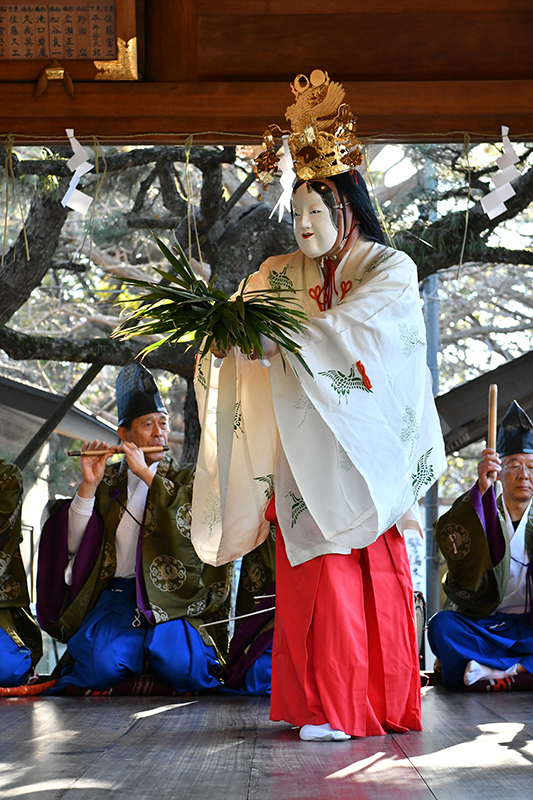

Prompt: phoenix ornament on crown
xmin=255 ymin=69 xmax=363 ymax=186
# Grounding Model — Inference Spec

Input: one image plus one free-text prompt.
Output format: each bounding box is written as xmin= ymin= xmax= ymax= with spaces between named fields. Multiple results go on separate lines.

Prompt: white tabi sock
xmin=464 ymin=660 xmax=519 ymax=686
xmin=299 ymin=723 xmax=351 ymax=742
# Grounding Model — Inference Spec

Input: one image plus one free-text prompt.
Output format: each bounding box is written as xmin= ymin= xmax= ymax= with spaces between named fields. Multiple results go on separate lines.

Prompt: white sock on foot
xmin=463 ymin=660 xmax=517 ymax=686
xmin=299 ymin=723 xmax=351 ymax=742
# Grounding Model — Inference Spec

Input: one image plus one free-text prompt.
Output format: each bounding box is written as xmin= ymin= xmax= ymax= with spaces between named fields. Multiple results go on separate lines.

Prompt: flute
xmin=67 ymin=445 xmax=170 ymax=457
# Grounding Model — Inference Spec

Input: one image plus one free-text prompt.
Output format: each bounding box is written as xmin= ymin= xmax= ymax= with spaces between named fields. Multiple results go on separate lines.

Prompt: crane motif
xmin=318 ymin=362 xmax=373 ymax=404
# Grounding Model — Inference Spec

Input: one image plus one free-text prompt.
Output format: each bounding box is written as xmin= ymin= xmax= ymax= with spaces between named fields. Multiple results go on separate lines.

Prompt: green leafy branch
xmin=111 ymin=235 xmax=312 ymax=375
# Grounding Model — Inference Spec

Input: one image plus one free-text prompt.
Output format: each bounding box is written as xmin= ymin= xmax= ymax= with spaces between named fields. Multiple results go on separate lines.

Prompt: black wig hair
xmin=292 ymin=172 xmax=385 ymax=245
xmin=330 ymin=172 xmax=385 ymax=245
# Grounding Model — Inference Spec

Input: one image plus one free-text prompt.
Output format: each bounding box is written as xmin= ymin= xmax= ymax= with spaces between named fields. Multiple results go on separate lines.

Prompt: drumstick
xmin=67 ymin=445 xmax=169 ymax=457
xmin=488 ymin=383 xmax=498 ymax=478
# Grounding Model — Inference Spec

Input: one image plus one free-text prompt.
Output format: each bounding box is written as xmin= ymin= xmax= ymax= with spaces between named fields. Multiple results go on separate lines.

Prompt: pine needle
xmin=112 ymin=235 xmax=312 ymax=375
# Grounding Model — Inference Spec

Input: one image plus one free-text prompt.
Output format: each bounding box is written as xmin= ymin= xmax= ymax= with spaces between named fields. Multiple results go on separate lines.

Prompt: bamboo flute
xmin=68 ymin=445 xmax=169 ymax=457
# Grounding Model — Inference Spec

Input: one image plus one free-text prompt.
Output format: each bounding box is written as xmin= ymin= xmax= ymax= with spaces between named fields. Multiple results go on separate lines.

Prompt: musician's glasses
xmin=502 ymin=463 xmax=533 ymax=476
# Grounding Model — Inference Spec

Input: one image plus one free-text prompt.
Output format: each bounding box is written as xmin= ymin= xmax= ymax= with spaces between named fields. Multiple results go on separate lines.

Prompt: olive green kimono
xmin=0 ymin=460 xmax=42 ymax=682
xmin=37 ymin=458 xmax=230 ymax=656
xmin=434 ymin=483 xmax=533 ymax=619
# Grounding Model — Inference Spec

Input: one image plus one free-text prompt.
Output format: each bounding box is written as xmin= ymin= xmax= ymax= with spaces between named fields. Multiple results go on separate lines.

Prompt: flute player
xmin=429 ymin=400 xmax=533 ymax=691
xmin=37 ymin=362 xmax=229 ymax=694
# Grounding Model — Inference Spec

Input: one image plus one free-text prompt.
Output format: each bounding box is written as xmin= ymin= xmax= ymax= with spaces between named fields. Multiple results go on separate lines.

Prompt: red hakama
xmin=267 ymin=499 xmax=422 ymax=737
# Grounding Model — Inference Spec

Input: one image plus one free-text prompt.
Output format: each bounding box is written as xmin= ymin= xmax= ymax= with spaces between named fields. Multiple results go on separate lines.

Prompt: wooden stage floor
xmin=1 ymin=686 xmax=533 ymax=799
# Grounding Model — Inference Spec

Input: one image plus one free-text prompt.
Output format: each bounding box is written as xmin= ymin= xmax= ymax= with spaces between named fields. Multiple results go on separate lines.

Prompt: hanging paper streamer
xmin=61 ymin=128 xmax=94 ymax=214
xmin=269 ymin=135 xmax=297 ymax=223
xmin=480 ymin=126 xmax=521 ymax=220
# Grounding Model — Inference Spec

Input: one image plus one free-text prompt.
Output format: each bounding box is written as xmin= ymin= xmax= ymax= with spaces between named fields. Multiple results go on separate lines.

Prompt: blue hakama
xmin=0 ymin=627 xmax=32 ymax=687
xmin=51 ymin=578 xmax=222 ymax=693
xmin=428 ymin=609 xmax=533 ymax=690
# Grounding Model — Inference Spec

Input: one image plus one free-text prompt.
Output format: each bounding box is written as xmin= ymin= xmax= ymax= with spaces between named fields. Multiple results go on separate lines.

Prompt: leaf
xmin=235 ymin=295 xmax=245 ymax=319
xmin=113 ymin=234 xmax=313 ymax=374
xmin=152 ymin=235 xmax=197 ymax=284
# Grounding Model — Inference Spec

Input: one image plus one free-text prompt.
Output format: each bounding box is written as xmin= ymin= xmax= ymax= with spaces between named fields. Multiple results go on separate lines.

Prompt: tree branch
xmin=157 ymin=162 xmax=188 ymax=216
xmin=1 ymin=146 xmax=236 ymax=178
xmin=130 ymin=166 xmax=158 ymax=215
xmin=127 ymin=215 xmax=183 ymax=229
xmin=394 ymin=161 xmax=533 ymax=279
xmin=0 ymin=326 xmax=196 ymax=380
xmin=442 ymin=319 xmax=533 ymax=346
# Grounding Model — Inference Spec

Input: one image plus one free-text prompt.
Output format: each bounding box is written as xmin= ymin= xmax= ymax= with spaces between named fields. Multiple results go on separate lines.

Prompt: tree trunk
xmin=0 ymin=183 xmax=70 ymax=324
xmin=212 ymin=204 xmax=295 ymax=295
xmin=181 ymin=377 xmax=201 ymax=465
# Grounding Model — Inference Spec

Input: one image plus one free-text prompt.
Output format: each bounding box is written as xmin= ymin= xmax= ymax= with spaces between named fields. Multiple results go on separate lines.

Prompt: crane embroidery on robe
xmin=287 ymin=491 xmax=307 ymax=527
xmin=337 ymin=443 xmax=354 ymax=472
xmin=398 ymin=323 xmax=424 ymax=358
xmin=365 ymin=250 xmax=394 ymax=274
xmin=411 ymin=448 xmax=435 ymax=500
xmin=233 ymin=401 xmax=243 ymax=438
xmin=318 ymin=361 xmax=373 ymax=404
xmin=201 ymin=492 xmax=221 ymax=538
xmin=400 ymin=406 xmax=420 ymax=458
xmin=254 ymin=474 xmax=274 ymax=500
xmin=384 ymin=506 xmax=401 ymax=532
xmin=196 ymin=361 xmax=207 ymax=390
xmin=268 ymin=265 xmax=296 ymax=293
xmin=294 ymin=394 xmax=314 ymax=427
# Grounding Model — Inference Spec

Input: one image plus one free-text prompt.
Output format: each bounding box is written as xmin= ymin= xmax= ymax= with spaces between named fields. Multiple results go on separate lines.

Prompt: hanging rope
xmin=182 ymin=133 xmax=205 ymax=271
xmin=72 ymin=135 xmax=107 ymax=268
xmin=88 ymin=136 xmax=107 ymax=262
xmin=1 ymin=133 xmax=30 ymax=268
xmin=2 ymin=127 xmax=530 ymax=279
xmin=456 ymin=132 xmax=472 ymax=278
xmin=184 ymin=134 xmax=194 ymax=260
xmin=3 ymin=129 xmax=533 ymax=145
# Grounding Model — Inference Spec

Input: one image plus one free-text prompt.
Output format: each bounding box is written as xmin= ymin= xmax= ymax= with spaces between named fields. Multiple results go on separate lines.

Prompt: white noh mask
xmin=292 ymin=183 xmax=338 ymax=259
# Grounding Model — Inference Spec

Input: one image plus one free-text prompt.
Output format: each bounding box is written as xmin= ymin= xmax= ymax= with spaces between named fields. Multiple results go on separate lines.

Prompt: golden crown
xmin=255 ymin=70 xmax=363 ymax=185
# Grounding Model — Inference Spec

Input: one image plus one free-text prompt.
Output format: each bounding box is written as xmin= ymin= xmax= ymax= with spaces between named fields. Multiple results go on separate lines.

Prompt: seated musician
xmin=0 ymin=459 xmax=42 ymax=687
xmin=222 ymin=535 xmax=275 ymax=696
xmin=37 ymin=362 xmax=229 ymax=693
xmin=429 ymin=401 xmax=533 ymax=691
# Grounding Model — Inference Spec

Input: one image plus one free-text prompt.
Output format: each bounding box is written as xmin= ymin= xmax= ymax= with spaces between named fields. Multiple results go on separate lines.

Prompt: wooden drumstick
xmin=488 ymin=383 xmax=498 ymax=478
xmin=68 ymin=445 xmax=169 ymax=457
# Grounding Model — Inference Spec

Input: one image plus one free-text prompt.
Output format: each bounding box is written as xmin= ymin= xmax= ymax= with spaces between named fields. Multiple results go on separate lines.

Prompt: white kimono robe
xmin=191 ymin=235 xmax=446 ymax=567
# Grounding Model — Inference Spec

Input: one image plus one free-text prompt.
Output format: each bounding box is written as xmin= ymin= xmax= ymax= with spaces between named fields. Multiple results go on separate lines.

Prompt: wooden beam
xmin=1 ymin=79 xmax=532 ymax=143
xmin=196 ymin=11 xmax=533 ymax=84
xmin=145 ymin=0 xmax=198 ymax=81
xmin=198 ymin=1 xmax=533 ymax=12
